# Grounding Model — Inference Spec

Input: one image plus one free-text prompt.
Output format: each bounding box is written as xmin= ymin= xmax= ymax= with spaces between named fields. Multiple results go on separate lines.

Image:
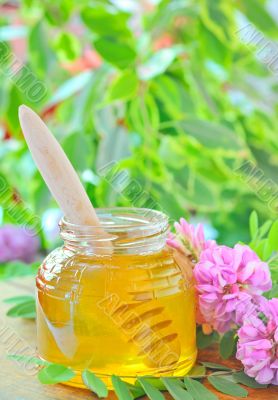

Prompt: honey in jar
xmin=36 ymin=208 xmax=197 ymax=387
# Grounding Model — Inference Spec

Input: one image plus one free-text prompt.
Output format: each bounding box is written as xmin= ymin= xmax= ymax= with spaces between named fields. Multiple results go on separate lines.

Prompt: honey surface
xmin=36 ymin=248 xmax=197 ymax=386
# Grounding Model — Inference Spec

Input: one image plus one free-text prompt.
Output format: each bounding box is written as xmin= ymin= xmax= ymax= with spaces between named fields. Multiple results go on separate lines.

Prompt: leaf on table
xmin=6 ymin=299 xmax=36 ymax=319
xmin=161 ymin=378 xmax=193 ymax=400
xmin=196 ymin=328 xmax=219 ymax=349
xmin=201 ymin=362 xmax=232 ymax=371
xmin=137 ymin=377 xmax=165 ymax=400
xmin=0 ymin=261 xmax=39 ymax=281
xmin=208 ymin=376 xmax=248 ymax=398
xmin=3 ymin=295 xmax=35 ymax=304
xmin=233 ymin=372 xmax=268 ymax=389
xmin=135 ymin=377 xmax=166 ymax=391
xmin=219 ymin=330 xmax=237 ymax=359
xmin=8 ymin=354 xmax=49 ymax=366
xmin=187 ymin=364 xmax=206 ymax=378
xmin=82 ymin=370 xmax=108 ymax=397
xmin=38 ymin=364 xmax=75 ymax=384
xmin=184 ymin=377 xmax=218 ymax=400
xmin=125 ymin=382 xmax=146 ymax=399
xmin=111 ymin=375 xmax=134 ymax=400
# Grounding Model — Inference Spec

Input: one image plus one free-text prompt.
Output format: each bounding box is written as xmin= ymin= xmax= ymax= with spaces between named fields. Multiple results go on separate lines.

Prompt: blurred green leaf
xmin=0 ymin=26 xmax=27 ymax=41
xmin=181 ymin=120 xmax=243 ymax=150
xmin=94 ymin=38 xmax=136 ymax=68
xmin=47 ymin=71 xmax=93 ymax=107
xmin=28 ymin=21 xmax=49 ymax=78
xmin=6 ymin=298 xmax=36 ymax=319
xmin=249 ymin=210 xmax=258 ymax=240
xmin=138 ymin=46 xmax=185 ymax=80
xmin=107 ymin=70 xmax=139 ymax=102
xmin=53 ymin=32 xmax=81 ymax=62
xmin=81 ymin=6 xmax=131 ymax=37
xmin=62 ymin=132 xmax=93 ymax=171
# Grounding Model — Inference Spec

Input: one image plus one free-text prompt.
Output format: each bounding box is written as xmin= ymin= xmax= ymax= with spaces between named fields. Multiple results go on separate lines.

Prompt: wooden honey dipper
xmin=18 ymin=105 xmax=109 ymax=245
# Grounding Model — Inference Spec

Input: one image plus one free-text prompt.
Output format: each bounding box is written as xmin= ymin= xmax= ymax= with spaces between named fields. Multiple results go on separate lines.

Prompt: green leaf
xmin=53 ymin=31 xmax=81 ymax=62
xmin=180 ymin=120 xmax=242 ymax=150
xmin=3 ymin=295 xmax=35 ymax=304
xmin=196 ymin=329 xmax=219 ymax=349
xmin=125 ymin=382 xmax=146 ymax=399
xmin=208 ymin=376 xmax=248 ymax=398
xmin=152 ymin=75 xmax=194 ymax=118
xmin=6 ymin=299 xmax=36 ymax=319
xmin=62 ymin=132 xmax=93 ymax=172
xmin=161 ymin=378 xmax=193 ymax=400
xmin=107 ymin=71 xmax=139 ymax=102
xmin=82 ymin=370 xmax=108 ymax=397
xmin=233 ymin=372 xmax=268 ymax=389
xmin=267 ymin=220 xmax=278 ymax=253
xmin=240 ymin=0 xmax=276 ymax=34
xmin=135 ymin=377 xmax=166 ymax=391
xmin=29 ymin=21 xmax=49 ymax=78
xmin=249 ymin=211 xmax=258 ymax=240
xmin=81 ymin=6 xmax=130 ymax=37
xmin=47 ymin=71 xmax=93 ymax=107
xmin=187 ymin=365 xmax=206 ymax=378
xmin=8 ymin=354 xmax=49 ymax=366
xmin=184 ymin=377 xmax=218 ymax=400
xmin=38 ymin=364 xmax=75 ymax=384
xmin=0 ymin=262 xmax=39 ymax=281
xmin=219 ymin=330 xmax=237 ymax=359
xmin=264 ymin=283 xmax=278 ymax=299
xmin=94 ymin=38 xmax=136 ymax=69
xmin=138 ymin=46 xmax=184 ymax=80
xmin=111 ymin=375 xmax=133 ymax=400
xmin=138 ymin=377 xmax=165 ymax=400
xmin=201 ymin=362 xmax=232 ymax=371
xmin=0 ymin=26 xmax=27 ymax=41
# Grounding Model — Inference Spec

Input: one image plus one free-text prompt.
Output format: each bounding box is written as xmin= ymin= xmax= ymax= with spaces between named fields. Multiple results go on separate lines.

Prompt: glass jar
xmin=36 ymin=208 xmax=197 ymax=388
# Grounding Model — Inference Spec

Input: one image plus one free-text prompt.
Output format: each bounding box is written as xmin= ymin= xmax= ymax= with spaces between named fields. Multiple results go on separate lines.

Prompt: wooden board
xmin=0 ymin=278 xmax=276 ymax=400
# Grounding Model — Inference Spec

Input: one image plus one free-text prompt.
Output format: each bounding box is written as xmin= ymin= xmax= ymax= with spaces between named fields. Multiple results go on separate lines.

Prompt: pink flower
xmin=167 ymin=218 xmax=216 ymax=261
xmin=194 ymin=244 xmax=272 ymax=333
xmin=236 ymin=298 xmax=278 ymax=385
xmin=0 ymin=225 xmax=39 ymax=263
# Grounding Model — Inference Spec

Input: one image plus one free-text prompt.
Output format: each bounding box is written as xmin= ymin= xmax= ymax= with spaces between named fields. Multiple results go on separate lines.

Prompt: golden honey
xmin=36 ymin=209 xmax=197 ymax=388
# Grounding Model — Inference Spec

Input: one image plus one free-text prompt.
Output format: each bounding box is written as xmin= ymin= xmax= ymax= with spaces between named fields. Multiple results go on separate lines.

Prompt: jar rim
xmin=60 ymin=207 xmax=169 ymax=233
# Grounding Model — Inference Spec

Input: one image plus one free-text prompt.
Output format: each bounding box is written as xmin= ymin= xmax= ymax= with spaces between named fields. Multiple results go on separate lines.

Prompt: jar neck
xmin=59 ymin=208 xmax=169 ymax=255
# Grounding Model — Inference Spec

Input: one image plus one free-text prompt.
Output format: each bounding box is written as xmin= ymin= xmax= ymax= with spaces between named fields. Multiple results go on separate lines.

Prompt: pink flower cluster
xmin=166 ymin=218 xmax=215 ymax=261
xmin=0 ymin=225 xmax=39 ymax=263
xmin=194 ymin=244 xmax=272 ymax=333
xmin=237 ymin=298 xmax=278 ymax=385
xmin=169 ymin=217 xmax=277 ymax=384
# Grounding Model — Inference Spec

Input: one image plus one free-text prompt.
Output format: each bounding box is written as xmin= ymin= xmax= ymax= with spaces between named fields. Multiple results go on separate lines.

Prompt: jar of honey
xmin=36 ymin=208 xmax=197 ymax=388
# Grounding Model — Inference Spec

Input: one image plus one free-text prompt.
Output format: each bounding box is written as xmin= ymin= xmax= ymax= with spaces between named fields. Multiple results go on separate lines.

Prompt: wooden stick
xmin=18 ymin=105 xmax=101 ymax=227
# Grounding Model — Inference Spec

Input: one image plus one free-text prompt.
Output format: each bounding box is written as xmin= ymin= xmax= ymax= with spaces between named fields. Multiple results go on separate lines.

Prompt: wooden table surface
xmin=0 ymin=277 xmax=276 ymax=400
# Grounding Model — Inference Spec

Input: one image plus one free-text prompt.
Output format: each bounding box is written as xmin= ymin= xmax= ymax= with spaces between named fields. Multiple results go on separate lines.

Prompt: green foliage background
xmin=0 ymin=0 xmax=278 ymax=248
